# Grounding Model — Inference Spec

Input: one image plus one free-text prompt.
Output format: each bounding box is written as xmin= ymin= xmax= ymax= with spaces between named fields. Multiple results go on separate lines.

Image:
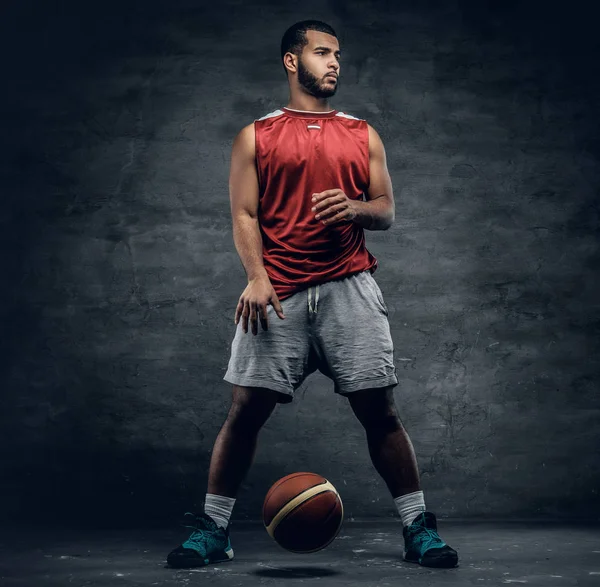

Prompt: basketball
xmin=262 ymin=472 xmax=344 ymax=553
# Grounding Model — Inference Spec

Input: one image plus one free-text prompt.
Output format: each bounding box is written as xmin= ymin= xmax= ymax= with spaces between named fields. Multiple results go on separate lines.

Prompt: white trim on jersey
xmin=283 ymin=107 xmax=336 ymax=114
xmin=336 ymin=111 xmax=361 ymax=120
xmin=255 ymin=108 xmax=363 ymax=122
xmin=256 ymin=109 xmax=285 ymax=121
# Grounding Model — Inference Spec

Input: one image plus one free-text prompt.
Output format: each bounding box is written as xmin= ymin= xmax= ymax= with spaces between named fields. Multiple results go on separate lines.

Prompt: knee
xmin=360 ymin=413 xmax=402 ymax=436
xmin=348 ymin=386 xmax=402 ymax=433
xmin=226 ymin=387 xmax=277 ymax=432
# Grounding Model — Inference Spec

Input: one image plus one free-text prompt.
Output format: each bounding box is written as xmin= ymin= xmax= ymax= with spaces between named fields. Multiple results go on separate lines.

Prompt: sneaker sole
xmin=403 ymin=552 xmax=458 ymax=568
xmin=168 ymin=548 xmax=234 ymax=569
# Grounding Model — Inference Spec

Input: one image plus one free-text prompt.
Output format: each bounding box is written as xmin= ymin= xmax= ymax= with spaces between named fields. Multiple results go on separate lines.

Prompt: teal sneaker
xmin=167 ymin=512 xmax=234 ymax=568
xmin=403 ymin=511 xmax=458 ymax=568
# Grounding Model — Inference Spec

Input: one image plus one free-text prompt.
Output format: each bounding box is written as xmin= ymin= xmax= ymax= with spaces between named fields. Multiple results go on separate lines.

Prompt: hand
xmin=234 ymin=276 xmax=285 ymax=335
xmin=311 ymin=189 xmax=359 ymax=225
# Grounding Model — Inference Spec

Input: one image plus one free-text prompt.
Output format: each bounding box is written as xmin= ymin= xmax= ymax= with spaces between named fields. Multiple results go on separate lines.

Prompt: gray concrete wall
xmin=1 ymin=0 xmax=598 ymax=526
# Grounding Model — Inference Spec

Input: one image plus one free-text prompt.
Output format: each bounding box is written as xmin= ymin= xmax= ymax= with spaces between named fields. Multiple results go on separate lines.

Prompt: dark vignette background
xmin=0 ymin=0 xmax=598 ymax=528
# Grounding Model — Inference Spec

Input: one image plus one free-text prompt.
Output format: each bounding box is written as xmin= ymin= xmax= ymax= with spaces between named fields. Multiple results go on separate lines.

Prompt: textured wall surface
xmin=1 ymin=0 xmax=598 ymax=526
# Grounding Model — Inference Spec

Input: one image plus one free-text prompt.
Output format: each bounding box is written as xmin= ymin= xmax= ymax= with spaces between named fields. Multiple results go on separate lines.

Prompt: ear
xmin=283 ymin=52 xmax=298 ymax=75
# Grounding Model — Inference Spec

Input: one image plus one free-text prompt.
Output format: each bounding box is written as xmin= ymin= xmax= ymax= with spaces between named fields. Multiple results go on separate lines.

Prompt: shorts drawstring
xmin=307 ymin=284 xmax=320 ymax=314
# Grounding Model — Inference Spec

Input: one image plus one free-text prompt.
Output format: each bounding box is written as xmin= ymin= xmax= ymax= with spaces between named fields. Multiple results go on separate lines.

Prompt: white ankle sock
xmin=394 ymin=490 xmax=426 ymax=527
xmin=204 ymin=493 xmax=236 ymax=529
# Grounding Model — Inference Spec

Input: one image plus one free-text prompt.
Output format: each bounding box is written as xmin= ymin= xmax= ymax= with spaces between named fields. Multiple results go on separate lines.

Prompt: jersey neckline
xmin=281 ymin=107 xmax=338 ymax=119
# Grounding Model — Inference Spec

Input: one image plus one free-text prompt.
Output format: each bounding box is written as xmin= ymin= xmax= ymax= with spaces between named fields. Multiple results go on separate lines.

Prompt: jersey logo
xmin=307 ymin=124 xmax=321 ymax=130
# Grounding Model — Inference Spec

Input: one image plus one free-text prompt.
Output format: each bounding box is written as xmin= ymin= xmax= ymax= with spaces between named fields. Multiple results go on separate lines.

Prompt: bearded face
xmin=296 ymin=54 xmax=339 ymax=99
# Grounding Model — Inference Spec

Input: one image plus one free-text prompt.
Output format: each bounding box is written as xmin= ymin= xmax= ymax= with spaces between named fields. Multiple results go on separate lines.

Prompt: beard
xmin=297 ymin=57 xmax=338 ymax=99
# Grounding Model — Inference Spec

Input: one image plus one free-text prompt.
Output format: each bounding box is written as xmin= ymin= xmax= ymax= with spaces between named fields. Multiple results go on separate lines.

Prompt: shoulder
xmin=365 ymin=123 xmax=385 ymax=157
xmin=232 ymin=123 xmax=256 ymax=157
xmin=255 ymin=109 xmax=285 ymax=122
xmin=333 ymin=111 xmax=382 ymax=155
xmin=334 ymin=110 xmax=372 ymax=137
xmin=233 ymin=108 xmax=288 ymax=153
xmin=334 ymin=110 xmax=364 ymax=121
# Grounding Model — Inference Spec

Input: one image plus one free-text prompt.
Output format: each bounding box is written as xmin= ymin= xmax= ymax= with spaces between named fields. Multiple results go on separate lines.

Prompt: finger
xmin=313 ymin=193 xmax=344 ymax=213
xmin=241 ymin=302 xmax=249 ymax=333
xmin=272 ymin=298 xmax=285 ymax=319
xmin=316 ymin=202 xmax=344 ymax=220
xmin=322 ymin=209 xmax=350 ymax=225
xmin=259 ymin=303 xmax=268 ymax=331
xmin=234 ymin=299 xmax=243 ymax=324
xmin=250 ymin=301 xmax=258 ymax=336
xmin=312 ymin=189 xmax=342 ymax=201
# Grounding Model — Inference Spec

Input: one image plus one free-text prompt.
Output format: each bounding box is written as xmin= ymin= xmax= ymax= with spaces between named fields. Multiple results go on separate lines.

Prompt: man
xmin=167 ymin=20 xmax=458 ymax=569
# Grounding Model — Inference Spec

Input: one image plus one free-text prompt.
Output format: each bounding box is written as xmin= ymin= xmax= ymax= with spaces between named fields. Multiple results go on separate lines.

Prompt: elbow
xmin=385 ymin=209 xmax=395 ymax=230
xmin=233 ymin=211 xmax=259 ymax=224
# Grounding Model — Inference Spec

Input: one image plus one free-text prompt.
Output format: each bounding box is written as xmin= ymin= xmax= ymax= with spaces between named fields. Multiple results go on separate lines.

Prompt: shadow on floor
xmin=253 ymin=566 xmax=340 ymax=578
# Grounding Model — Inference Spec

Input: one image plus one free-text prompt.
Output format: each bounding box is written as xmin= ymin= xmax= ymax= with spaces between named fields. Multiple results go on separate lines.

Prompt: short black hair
xmin=280 ymin=20 xmax=338 ymax=76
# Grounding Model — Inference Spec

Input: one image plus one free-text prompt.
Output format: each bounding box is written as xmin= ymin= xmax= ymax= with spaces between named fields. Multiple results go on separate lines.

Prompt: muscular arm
xmin=229 ymin=124 xmax=269 ymax=282
xmin=352 ymin=124 xmax=395 ymax=230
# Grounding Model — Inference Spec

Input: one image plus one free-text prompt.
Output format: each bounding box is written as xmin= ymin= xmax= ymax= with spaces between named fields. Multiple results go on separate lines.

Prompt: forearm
xmin=232 ymin=215 xmax=269 ymax=281
xmin=352 ymin=197 xmax=394 ymax=231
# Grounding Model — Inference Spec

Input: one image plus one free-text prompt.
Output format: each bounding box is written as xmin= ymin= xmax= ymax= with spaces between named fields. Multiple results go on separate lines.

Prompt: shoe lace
xmin=412 ymin=526 xmax=442 ymax=551
xmin=182 ymin=514 xmax=210 ymax=549
xmin=407 ymin=515 xmax=444 ymax=552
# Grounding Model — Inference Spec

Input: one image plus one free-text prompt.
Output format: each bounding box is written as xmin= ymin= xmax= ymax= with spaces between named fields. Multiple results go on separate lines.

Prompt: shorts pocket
xmin=366 ymin=273 xmax=389 ymax=316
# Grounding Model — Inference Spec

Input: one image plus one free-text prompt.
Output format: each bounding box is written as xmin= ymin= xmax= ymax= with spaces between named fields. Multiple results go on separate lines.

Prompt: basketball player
xmin=167 ymin=20 xmax=458 ymax=569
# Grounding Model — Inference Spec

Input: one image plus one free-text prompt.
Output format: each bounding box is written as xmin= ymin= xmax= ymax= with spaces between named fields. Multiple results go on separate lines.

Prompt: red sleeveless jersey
xmin=253 ymin=106 xmax=378 ymax=301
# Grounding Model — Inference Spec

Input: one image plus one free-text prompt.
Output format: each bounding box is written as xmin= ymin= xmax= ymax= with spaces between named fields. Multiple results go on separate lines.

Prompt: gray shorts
xmin=223 ymin=270 xmax=399 ymax=403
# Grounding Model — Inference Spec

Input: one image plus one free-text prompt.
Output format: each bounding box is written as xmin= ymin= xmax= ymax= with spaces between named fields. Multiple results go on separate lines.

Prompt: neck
xmin=284 ymin=105 xmax=335 ymax=113
xmin=286 ymin=91 xmax=333 ymax=112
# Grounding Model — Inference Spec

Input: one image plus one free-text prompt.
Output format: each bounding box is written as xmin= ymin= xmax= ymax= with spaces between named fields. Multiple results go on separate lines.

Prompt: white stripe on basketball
xmin=264 ymin=480 xmax=341 ymax=537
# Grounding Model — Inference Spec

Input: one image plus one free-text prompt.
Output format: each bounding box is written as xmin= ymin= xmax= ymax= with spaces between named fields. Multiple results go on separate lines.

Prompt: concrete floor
xmin=1 ymin=521 xmax=599 ymax=586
